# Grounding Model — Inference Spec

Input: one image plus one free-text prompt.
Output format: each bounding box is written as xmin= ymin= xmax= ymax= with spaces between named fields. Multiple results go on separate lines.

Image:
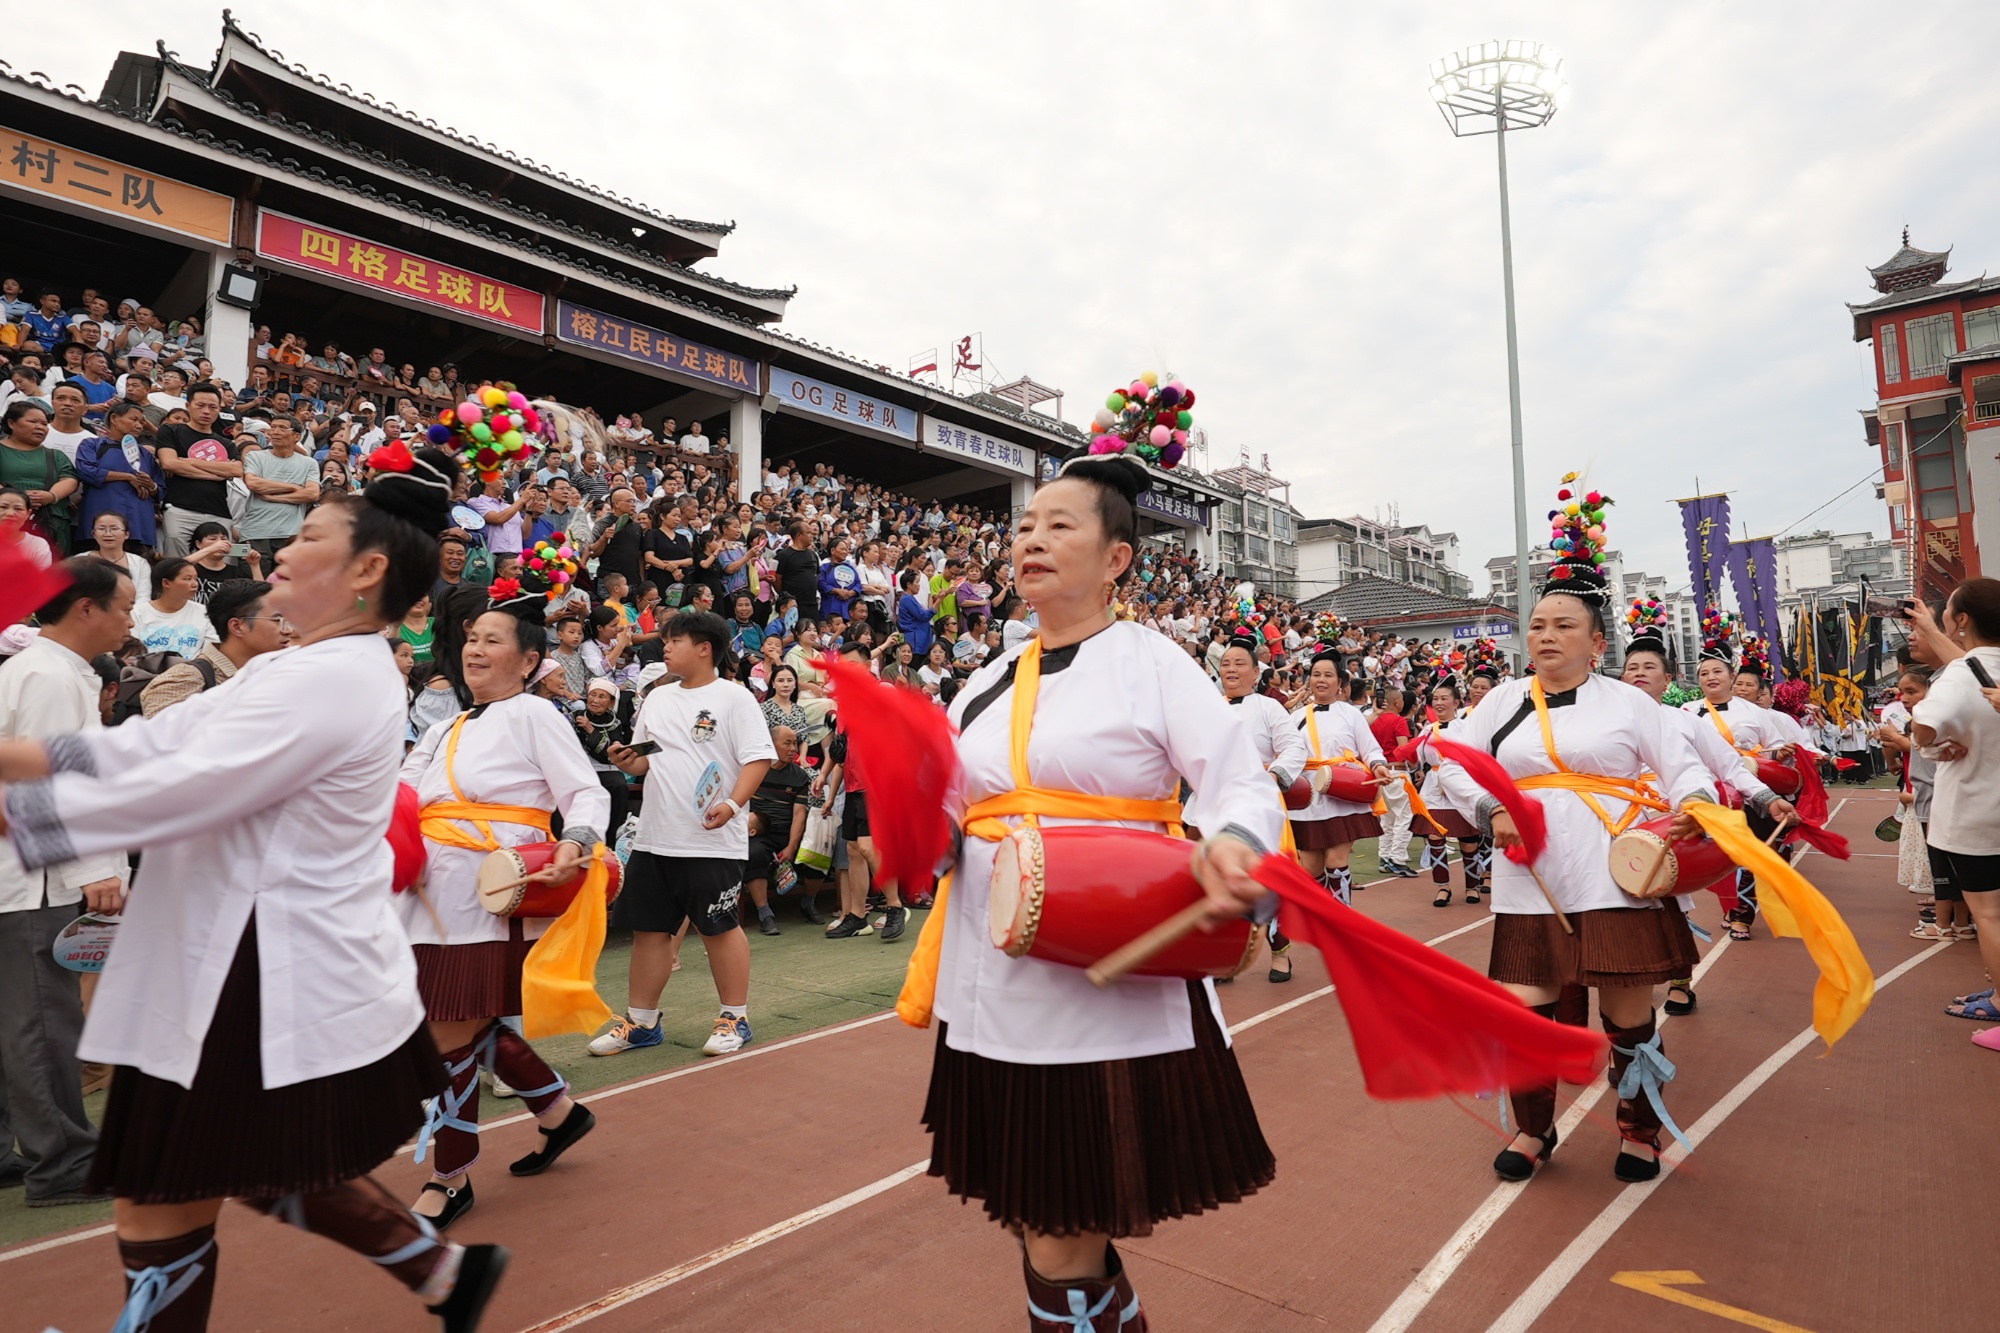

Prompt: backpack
xmin=114 ymin=651 xmax=218 ymax=724
xmin=461 ymin=544 xmax=497 ymax=588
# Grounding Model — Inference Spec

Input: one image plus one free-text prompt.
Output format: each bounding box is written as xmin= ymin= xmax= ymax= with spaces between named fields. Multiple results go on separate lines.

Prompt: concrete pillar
xmin=203 ymin=248 xmax=253 ymax=392
xmin=1010 ymin=473 xmax=1035 ymax=526
xmin=730 ymin=393 xmax=762 ymax=504
xmin=1194 ymin=522 xmax=1220 ymax=570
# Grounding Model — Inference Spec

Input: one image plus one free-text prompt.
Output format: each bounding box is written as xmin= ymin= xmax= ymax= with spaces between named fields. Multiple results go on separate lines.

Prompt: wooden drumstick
xmin=1526 ymin=865 xmax=1574 ymax=935
xmin=1086 ymin=900 xmax=1215 ymax=989
xmin=1763 ymin=816 xmax=1793 ymax=847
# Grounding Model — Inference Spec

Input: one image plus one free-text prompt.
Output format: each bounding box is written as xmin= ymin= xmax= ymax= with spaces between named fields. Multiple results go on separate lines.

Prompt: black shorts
xmin=613 ymin=851 xmax=744 ymax=936
xmin=745 ymin=834 xmax=786 ymax=883
xmin=841 ymin=791 xmax=870 ymax=843
xmin=1929 ymin=846 xmax=2000 ymax=900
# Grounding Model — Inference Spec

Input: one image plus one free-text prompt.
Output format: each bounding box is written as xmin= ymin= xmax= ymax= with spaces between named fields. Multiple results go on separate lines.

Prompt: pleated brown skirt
xmin=1488 ymin=905 xmax=1701 ymax=989
xmin=412 ymin=919 xmax=531 ymax=1021
xmin=923 ymin=981 xmax=1275 ymax=1239
xmin=89 ymin=914 xmax=442 ymax=1204
xmin=1427 ymin=809 xmax=1480 ymax=840
xmin=1290 ymin=811 xmax=1382 ymax=849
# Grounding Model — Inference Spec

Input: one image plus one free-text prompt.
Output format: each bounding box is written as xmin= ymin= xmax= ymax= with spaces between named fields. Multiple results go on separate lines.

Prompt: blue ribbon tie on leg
xmin=1614 ymin=1029 xmax=1693 ymax=1155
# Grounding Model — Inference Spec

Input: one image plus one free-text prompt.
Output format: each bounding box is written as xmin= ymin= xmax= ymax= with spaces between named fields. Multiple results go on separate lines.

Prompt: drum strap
xmin=1514 ymin=677 xmax=1668 ymax=838
xmin=897 ymin=638 xmax=1187 ymax=1029
xmin=420 ymin=713 xmax=554 ymax=850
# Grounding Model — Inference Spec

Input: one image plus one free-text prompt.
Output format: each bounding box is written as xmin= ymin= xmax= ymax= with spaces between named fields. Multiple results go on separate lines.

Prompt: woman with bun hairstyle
xmin=0 ymin=447 xmax=510 ymax=1332
xmin=908 ymin=452 xmax=1281 ymax=1332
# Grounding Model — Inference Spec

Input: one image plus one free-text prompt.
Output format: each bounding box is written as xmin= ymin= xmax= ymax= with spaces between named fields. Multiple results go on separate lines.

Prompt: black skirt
xmin=413 ymin=918 xmax=531 ymax=1021
xmin=923 ymin=981 xmax=1274 ymax=1238
xmin=89 ymin=914 xmax=443 ymax=1204
xmin=1489 ymin=905 xmax=1701 ymax=990
xmin=1291 ymin=811 xmax=1382 ymax=849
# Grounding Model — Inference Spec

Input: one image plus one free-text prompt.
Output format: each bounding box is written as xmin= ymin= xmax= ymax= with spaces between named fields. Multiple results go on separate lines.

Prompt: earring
xmin=356 ymin=594 xmax=368 ymax=611
xmin=1103 ymin=582 xmax=1115 ymax=608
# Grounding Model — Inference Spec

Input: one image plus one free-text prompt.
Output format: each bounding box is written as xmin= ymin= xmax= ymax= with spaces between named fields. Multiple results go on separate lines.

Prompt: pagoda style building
xmin=1848 ymin=230 xmax=2000 ymax=599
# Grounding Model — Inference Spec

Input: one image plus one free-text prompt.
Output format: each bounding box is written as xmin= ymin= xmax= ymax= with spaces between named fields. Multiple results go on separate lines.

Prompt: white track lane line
xmin=1364 ymin=797 xmax=1851 ymax=1333
xmin=506 ymin=910 xmax=1495 ymax=1328
xmin=0 ymin=890 xmax=1475 ymax=1272
xmin=519 ymin=1160 xmax=934 ymax=1332
xmin=1483 ymin=939 xmax=1953 ymax=1333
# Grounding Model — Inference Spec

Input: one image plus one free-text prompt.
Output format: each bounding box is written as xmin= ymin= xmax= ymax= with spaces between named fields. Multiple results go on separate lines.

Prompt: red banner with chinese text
xmin=255 ymin=211 xmax=543 ymax=336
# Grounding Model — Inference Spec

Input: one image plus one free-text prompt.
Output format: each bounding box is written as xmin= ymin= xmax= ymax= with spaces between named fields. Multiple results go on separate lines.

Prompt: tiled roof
xmin=215 ymin=10 xmax=733 ymax=238
xmin=1297 ymin=575 xmax=1511 ymax=624
xmin=146 ymin=47 xmax=794 ymax=314
xmin=1869 ymin=241 xmax=1951 ymax=284
xmin=1845 ymin=276 xmax=1993 ymax=340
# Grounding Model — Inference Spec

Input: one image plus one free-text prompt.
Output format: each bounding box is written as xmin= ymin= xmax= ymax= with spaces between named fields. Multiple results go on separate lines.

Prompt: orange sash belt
xmin=897 ymin=641 xmax=1188 ymax=1028
xmin=418 ymin=714 xmax=614 ymax=1039
xmin=1518 ymin=678 xmax=1669 ymax=838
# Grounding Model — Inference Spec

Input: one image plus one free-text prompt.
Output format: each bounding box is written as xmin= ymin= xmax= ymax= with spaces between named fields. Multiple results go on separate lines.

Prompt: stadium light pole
xmin=1429 ymin=41 xmax=1567 ymax=669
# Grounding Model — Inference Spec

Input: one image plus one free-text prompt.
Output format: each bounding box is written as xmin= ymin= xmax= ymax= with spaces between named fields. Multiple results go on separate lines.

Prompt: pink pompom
xmin=1129 ymin=381 xmax=1148 ymax=399
xmin=458 ymin=403 xmax=484 ymax=426
xmin=507 ymin=391 xmax=529 ymax=410
xmin=1148 ymin=425 xmax=1170 ymax=447
xmin=1090 ymin=434 xmax=1123 ymax=455
xmin=1167 ymin=380 xmax=1186 ymax=396
xmin=551 ymin=570 xmax=569 ymax=584
xmin=1170 ymin=429 xmax=1187 ymax=445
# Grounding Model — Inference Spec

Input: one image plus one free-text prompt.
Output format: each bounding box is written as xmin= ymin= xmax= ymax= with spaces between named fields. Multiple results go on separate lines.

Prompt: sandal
xmin=1957 ymin=924 xmax=1981 ymax=941
xmin=1954 ymin=986 xmax=1995 ymax=1006
xmin=1946 ymin=994 xmax=2000 ymax=1021
xmin=1911 ymin=922 xmax=1949 ymax=940
xmin=1434 ymin=886 xmax=1454 ymax=908
xmin=1728 ymin=923 xmax=1753 ymax=942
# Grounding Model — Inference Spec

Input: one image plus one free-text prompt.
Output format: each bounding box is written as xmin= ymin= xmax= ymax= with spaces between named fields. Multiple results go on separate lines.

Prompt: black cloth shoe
xmin=1493 ymin=1127 xmax=1558 ymax=1182
xmin=1663 ymin=983 xmax=1696 ymax=1017
xmin=418 ymin=1179 xmax=475 ymax=1230
xmin=758 ymin=909 xmax=781 ymax=936
xmin=428 ymin=1243 xmax=510 ymax=1333
xmin=879 ymin=906 xmax=907 ymax=942
xmin=1615 ymin=1138 xmax=1662 ymax=1182
xmin=509 ymin=1103 xmax=596 ymax=1177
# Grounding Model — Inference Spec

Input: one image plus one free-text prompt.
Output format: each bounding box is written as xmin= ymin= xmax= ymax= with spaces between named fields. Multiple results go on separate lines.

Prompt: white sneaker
xmin=488 ymin=1073 xmax=517 ymax=1098
xmin=701 ymin=1013 xmax=752 ymax=1057
xmin=588 ymin=1014 xmax=665 ymax=1056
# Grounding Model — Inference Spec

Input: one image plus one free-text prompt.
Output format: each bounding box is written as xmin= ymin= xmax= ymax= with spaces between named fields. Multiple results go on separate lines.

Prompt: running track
xmin=9 ymin=792 xmax=1998 ymax=1331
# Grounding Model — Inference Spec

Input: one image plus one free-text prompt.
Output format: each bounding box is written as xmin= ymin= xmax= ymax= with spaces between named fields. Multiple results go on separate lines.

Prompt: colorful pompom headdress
xmin=1466 ymin=637 xmax=1504 ymax=682
xmin=1625 ymin=596 xmax=1672 ymax=663
xmin=1698 ymin=603 xmax=1740 ymax=665
xmin=428 ymin=383 xmax=543 ymax=483
xmin=525 ymin=538 xmax=581 ymax=601
xmin=1313 ymin=611 xmax=1345 ymax=643
xmin=1086 ymin=371 xmax=1194 ymax=469
xmin=1540 ymin=472 xmax=1613 ymax=605
xmin=1738 ymin=634 xmax=1771 ymax=681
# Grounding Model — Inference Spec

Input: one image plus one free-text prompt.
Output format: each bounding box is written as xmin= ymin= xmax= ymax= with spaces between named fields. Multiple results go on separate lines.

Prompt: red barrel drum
xmin=1314 ymin=763 xmax=1381 ymax=805
xmin=477 ymin=841 xmax=623 ymax=918
xmin=1608 ymin=816 xmax=1737 ymax=900
xmin=988 ymin=825 xmax=1259 ymax=981
xmin=387 ymin=782 xmax=426 ymax=894
xmin=1282 ymin=775 xmax=1314 ymax=810
xmin=1751 ymin=756 xmax=1802 ymax=796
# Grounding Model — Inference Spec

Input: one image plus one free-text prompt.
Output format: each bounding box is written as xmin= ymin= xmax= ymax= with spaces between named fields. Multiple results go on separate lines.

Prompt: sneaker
xmin=489 ymin=1073 xmax=518 ymax=1098
xmin=587 ymin=1015 xmax=664 ymax=1057
xmin=879 ymin=905 xmax=907 ymax=942
xmin=1384 ymin=861 xmax=1419 ymax=879
xmin=702 ymin=1013 xmax=752 ymax=1056
xmin=825 ymin=913 xmax=873 ymax=939
xmin=798 ymin=895 xmax=828 ymax=926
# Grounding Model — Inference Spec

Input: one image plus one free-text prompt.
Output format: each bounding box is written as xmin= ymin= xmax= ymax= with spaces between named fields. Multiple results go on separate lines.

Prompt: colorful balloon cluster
xmin=526 ymin=538 xmax=580 ymax=600
xmin=1088 ymin=371 xmax=1194 ymax=469
xmin=1546 ymin=472 xmax=1612 ymax=581
xmin=428 ymin=385 xmax=542 ymax=483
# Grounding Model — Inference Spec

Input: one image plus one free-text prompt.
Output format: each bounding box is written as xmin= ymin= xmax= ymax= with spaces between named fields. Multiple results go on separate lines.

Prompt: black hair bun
xmin=361 ymin=447 xmax=461 ymax=539
xmin=1060 ymin=453 xmax=1153 ymax=502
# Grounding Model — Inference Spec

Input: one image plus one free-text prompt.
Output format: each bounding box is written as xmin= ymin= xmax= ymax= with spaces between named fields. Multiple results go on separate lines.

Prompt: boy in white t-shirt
xmin=591 ymin=609 xmax=774 ymax=1058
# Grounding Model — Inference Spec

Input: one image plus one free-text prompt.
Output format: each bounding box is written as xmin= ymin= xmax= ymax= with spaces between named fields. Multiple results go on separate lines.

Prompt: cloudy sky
xmin=26 ymin=4 xmax=2000 ymax=589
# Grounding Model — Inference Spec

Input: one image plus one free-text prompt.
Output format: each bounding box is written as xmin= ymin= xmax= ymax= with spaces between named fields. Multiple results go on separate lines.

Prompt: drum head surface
xmin=1608 ymin=829 xmax=1672 ymax=897
xmin=476 ymin=847 xmax=529 ymax=914
xmin=989 ymin=834 xmax=1023 ymax=949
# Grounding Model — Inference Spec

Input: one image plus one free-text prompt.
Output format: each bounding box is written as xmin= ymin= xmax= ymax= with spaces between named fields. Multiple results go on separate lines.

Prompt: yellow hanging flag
xmin=1681 ymin=803 xmax=1874 ymax=1048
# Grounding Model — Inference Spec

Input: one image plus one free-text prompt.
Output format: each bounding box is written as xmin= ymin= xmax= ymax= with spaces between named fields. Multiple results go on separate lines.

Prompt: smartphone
xmin=626 ymin=740 xmax=662 ymax=757
xmin=229 ymin=542 xmax=252 ymax=559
